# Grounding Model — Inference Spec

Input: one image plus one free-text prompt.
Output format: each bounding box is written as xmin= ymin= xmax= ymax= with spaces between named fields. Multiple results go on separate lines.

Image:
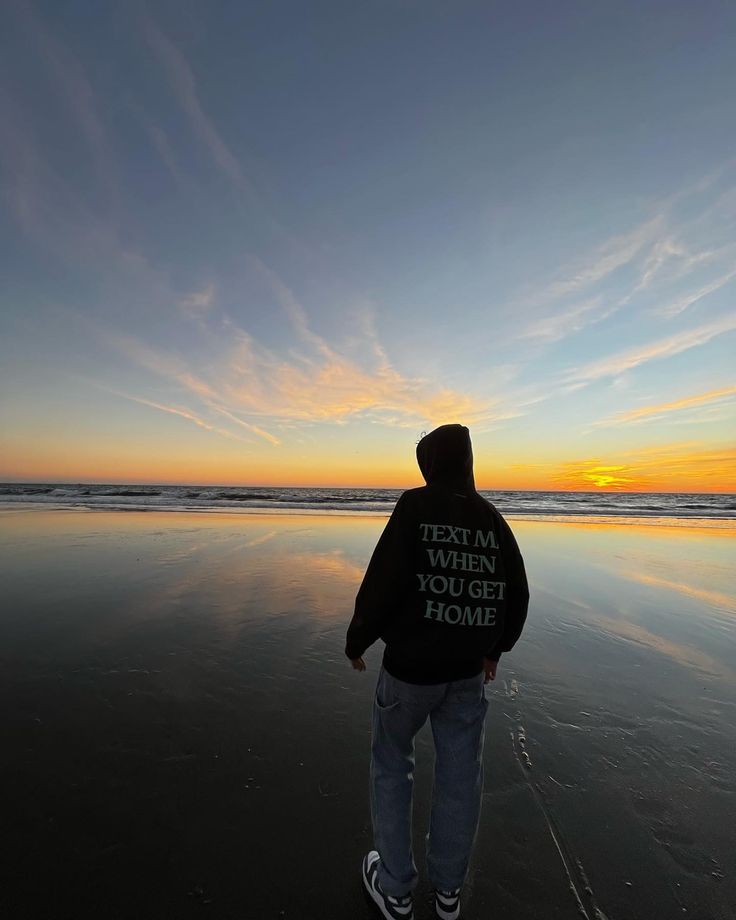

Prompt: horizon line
xmin=1 ymin=478 xmax=734 ymax=496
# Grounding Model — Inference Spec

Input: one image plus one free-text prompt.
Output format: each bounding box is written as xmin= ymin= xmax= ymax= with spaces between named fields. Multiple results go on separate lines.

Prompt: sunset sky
xmin=1 ymin=1 xmax=735 ymax=491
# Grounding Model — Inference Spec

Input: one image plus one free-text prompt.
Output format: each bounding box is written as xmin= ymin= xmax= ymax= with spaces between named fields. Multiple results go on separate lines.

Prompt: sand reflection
xmin=588 ymin=613 xmax=732 ymax=680
xmin=619 ymin=572 xmax=735 ymax=617
xmin=111 ymin=522 xmax=370 ymax=636
xmin=509 ymin=517 xmax=736 ymax=683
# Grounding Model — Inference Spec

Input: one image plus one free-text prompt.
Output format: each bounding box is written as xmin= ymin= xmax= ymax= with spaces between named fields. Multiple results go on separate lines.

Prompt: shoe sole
xmin=435 ymin=892 xmax=460 ymax=920
xmin=362 ymin=854 xmax=413 ymax=920
xmin=435 ymin=906 xmax=460 ymax=920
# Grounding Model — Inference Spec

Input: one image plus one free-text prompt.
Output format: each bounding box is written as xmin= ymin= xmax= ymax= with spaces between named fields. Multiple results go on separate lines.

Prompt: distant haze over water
xmin=2 ymin=484 xmax=734 ymax=520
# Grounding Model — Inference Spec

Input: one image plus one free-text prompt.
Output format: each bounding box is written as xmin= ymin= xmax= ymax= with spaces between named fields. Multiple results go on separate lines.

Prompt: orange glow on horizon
xmin=3 ymin=451 xmax=734 ymax=492
xmin=2 ymin=429 xmax=734 ymax=492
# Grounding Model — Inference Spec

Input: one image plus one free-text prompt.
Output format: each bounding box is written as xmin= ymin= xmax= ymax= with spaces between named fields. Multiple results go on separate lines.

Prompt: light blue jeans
xmin=370 ymin=665 xmax=489 ymax=896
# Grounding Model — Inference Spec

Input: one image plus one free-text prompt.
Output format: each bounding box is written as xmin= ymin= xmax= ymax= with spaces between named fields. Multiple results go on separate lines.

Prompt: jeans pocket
xmin=375 ymin=694 xmax=400 ymax=712
xmin=375 ymin=668 xmax=401 ymax=711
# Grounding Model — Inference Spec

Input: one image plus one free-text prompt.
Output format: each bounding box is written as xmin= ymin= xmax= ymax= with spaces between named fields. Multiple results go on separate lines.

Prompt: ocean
xmin=1 ymin=482 xmax=734 ymax=519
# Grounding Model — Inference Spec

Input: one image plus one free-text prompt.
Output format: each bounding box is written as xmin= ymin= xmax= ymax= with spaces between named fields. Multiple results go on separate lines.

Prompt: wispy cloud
xmin=141 ymin=17 xmax=300 ymax=255
xmin=143 ymin=18 xmax=249 ymax=194
xmin=598 ymin=385 xmax=736 ymax=426
xmin=654 ymin=266 xmax=736 ymax=318
xmin=344 ymin=303 xmax=392 ymax=369
xmin=237 ymin=257 xmax=525 ymax=428
xmin=636 ymin=237 xmax=690 ymax=290
xmin=180 ymin=285 xmax=216 ymax=317
xmin=102 ymin=389 xmax=251 ymax=443
xmin=103 ymin=265 xmax=509 ymax=434
xmin=127 ymin=99 xmax=189 ymax=188
xmin=246 ymin=254 xmax=335 ymax=358
xmin=0 ymin=83 xmax=169 ymax=302
xmin=204 ymin=326 xmax=493 ymax=428
xmin=204 ymin=404 xmax=282 ymax=446
xmin=515 ymin=168 xmax=736 ymax=346
xmin=233 ymin=257 xmax=521 ymax=427
xmin=633 ymin=238 xmax=724 ymax=294
xmin=513 ymin=216 xmax=662 ymax=344
xmin=567 ymin=314 xmax=736 ymax=384
xmin=520 ymin=296 xmax=608 ymax=342
xmin=538 ymin=216 xmax=663 ymax=305
xmin=101 ymin=331 xmax=282 ymax=445
xmin=15 ymin=0 xmax=117 ymax=201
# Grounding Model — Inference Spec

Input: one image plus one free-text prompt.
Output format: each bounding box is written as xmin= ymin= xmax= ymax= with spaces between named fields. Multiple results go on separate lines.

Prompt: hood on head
xmin=416 ymin=424 xmax=475 ymax=492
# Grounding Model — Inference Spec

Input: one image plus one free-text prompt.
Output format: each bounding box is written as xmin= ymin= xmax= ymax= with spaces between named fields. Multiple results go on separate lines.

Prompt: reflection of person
xmin=346 ymin=424 xmax=529 ymax=920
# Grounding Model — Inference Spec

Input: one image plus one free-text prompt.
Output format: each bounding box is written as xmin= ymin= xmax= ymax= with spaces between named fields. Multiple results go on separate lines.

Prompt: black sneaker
xmin=362 ymin=851 xmax=414 ymax=920
xmin=434 ymin=887 xmax=461 ymax=920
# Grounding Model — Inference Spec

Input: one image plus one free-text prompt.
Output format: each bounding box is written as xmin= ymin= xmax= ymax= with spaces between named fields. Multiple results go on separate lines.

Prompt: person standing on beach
xmin=345 ymin=424 xmax=529 ymax=920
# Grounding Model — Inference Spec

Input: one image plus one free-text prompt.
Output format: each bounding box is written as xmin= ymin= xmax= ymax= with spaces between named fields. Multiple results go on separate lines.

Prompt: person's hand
xmin=483 ymin=658 xmax=498 ymax=683
xmin=351 ymin=657 xmax=366 ymax=671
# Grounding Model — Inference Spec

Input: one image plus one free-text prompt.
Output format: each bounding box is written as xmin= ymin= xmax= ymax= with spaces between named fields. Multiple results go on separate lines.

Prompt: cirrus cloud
xmin=597 ymin=385 xmax=736 ymax=427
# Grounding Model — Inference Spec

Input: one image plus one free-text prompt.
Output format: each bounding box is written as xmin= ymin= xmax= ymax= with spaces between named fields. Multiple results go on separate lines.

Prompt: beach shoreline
xmin=2 ymin=509 xmax=734 ymax=920
xmin=2 ymin=502 xmax=735 ymax=534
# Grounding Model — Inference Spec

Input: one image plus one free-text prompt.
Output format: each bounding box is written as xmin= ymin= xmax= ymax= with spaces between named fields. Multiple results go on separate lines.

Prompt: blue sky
xmin=1 ymin=0 xmax=735 ymax=489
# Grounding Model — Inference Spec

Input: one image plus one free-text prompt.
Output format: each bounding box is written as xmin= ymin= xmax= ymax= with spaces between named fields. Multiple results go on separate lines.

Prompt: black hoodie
xmin=345 ymin=424 xmax=529 ymax=684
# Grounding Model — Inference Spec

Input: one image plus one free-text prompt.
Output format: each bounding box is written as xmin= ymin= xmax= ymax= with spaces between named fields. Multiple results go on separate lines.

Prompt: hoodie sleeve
xmin=345 ymin=493 xmax=414 ymax=660
xmin=486 ymin=514 xmax=529 ymax=661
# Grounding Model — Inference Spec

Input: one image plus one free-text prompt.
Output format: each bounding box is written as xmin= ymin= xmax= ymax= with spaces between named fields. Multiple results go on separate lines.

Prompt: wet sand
xmin=1 ymin=510 xmax=734 ymax=920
